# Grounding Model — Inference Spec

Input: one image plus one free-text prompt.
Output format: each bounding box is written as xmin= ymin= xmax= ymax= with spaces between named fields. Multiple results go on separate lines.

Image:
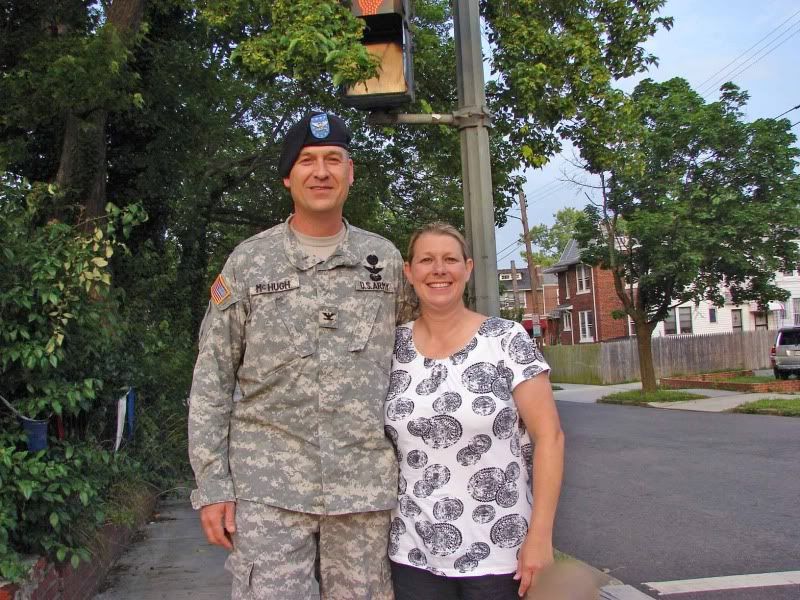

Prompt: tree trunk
xmin=85 ymin=109 xmax=108 ymax=222
xmin=54 ymin=0 xmax=144 ymax=224
xmin=635 ymin=323 xmax=658 ymax=392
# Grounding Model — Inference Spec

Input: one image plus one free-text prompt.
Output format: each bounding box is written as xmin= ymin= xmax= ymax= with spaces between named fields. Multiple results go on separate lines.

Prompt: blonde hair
xmin=398 ymin=222 xmax=472 ymax=323
xmin=406 ymin=222 xmax=471 ymax=263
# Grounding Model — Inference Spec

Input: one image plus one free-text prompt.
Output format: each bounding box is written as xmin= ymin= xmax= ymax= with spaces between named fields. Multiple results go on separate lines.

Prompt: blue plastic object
xmin=20 ymin=416 xmax=49 ymax=451
xmin=126 ymin=387 xmax=136 ymax=440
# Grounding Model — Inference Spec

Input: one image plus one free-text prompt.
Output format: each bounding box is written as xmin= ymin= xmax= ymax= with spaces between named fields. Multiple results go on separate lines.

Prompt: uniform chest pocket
xmin=244 ymin=288 xmax=316 ymax=380
xmin=348 ymin=294 xmax=383 ymax=352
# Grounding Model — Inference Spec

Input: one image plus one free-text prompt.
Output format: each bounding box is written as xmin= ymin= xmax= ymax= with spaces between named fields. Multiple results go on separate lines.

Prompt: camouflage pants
xmin=225 ymin=500 xmax=394 ymax=600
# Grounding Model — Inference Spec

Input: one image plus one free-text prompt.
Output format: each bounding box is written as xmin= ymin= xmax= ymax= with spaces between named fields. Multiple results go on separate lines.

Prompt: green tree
xmin=483 ymin=0 xmax=672 ymax=173
xmin=572 ymin=78 xmax=800 ymax=392
xmin=520 ymin=207 xmax=583 ymax=267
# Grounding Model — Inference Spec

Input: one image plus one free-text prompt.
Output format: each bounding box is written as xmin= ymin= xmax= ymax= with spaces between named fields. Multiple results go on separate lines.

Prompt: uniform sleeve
xmin=502 ymin=321 xmax=550 ymax=391
xmin=188 ymin=257 xmax=248 ymax=509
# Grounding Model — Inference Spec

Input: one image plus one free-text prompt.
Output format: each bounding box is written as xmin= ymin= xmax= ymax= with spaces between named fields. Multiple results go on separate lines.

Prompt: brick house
xmin=543 ymin=239 xmax=796 ymax=345
xmin=543 ymin=240 xmax=632 ymax=345
xmin=497 ymin=266 xmax=558 ymax=341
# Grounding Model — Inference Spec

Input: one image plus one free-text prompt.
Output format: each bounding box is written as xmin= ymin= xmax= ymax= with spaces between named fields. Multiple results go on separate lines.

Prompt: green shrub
xmin=0 ymin=434 xmax=141 ymax=580
xmin=0 ymin=177 xmax=166 ymax=582
xmin=0 ymin=178 xmax=146 ymax=420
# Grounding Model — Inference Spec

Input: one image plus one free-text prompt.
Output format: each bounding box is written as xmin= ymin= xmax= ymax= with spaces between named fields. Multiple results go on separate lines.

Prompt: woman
xmin=385 ymin=223 xmax=564 ymax=600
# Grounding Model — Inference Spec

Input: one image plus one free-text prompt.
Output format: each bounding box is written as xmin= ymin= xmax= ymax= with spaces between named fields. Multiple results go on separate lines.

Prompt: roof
xmin=497 ymin=266 xmax=532 ymax=290
xmin=497 ymin=267 xmax=558 ymax=289
xmin=543 ymin=239 xmax=582 ymax=273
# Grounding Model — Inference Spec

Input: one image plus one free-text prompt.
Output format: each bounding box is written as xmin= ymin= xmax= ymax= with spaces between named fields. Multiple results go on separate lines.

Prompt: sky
xmin=493 ymin=0 xmax=800 ymax=268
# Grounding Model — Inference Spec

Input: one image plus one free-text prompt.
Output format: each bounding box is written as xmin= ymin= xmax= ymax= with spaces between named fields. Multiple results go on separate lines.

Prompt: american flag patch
xmin=210 ymin=274 xmax=231 ymax=305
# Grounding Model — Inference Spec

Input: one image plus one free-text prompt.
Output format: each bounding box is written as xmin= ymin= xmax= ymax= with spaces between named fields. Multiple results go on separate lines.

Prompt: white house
xmin=651 ymin=270 xmax=800 ymax=336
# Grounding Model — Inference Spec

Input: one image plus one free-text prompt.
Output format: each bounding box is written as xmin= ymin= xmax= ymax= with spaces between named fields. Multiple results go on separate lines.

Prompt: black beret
xmin=278 ymin=112 xmax=351 ymax=178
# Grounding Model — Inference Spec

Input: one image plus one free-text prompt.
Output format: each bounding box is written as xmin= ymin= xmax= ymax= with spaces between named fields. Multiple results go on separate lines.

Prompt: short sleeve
xmin=501 ymin=322 xmax=550 ymax=390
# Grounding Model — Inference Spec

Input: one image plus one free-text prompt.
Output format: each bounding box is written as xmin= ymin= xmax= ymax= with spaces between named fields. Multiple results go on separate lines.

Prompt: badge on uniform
xmin=309 ymin=114 xmax=330 ymax=139
xmin=364 ymin=254 xmax=383 ymax=281
xmin=210 ymin=274 xmax=231 ymax=305
xmin=319 ymin=307 xmax=338 ymax=329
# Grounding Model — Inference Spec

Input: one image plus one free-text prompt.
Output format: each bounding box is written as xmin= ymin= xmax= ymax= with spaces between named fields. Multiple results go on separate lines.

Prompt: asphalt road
xmin=553 ymin=400 xmax=800 ymax=599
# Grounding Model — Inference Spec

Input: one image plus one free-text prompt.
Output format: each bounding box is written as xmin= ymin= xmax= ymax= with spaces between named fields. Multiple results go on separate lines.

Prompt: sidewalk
xmin=553 ymin=382 xmax=800 ymax=412
xmin=94 ymin=500 xmax=230 ymax=599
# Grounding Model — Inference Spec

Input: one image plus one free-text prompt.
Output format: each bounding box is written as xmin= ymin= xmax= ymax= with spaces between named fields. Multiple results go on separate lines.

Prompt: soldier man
xmin=188 ymin=112 xmax=401 ymax=600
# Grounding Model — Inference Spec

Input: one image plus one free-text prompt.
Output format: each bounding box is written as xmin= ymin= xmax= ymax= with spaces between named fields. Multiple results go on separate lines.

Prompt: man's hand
xmin=199 ymin=501 xmax=236 ymax=550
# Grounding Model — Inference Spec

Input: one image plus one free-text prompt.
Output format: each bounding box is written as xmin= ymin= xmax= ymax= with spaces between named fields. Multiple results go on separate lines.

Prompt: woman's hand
xmin=513 ymin=533 xmax=554 ymax=597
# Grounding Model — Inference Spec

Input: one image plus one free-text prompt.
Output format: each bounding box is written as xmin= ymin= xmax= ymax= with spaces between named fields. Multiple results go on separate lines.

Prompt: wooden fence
xmin=542 ymin=329 xmax=776 ymax=385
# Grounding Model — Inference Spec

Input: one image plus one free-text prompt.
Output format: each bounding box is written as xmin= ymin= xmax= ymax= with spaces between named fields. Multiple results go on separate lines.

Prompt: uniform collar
xmin=283 ymin=216 xmax=360 ymax=270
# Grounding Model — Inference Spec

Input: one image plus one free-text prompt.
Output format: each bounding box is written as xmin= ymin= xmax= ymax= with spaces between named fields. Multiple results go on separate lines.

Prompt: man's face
xmin=283 ymin=146 xmax=354 ymax=220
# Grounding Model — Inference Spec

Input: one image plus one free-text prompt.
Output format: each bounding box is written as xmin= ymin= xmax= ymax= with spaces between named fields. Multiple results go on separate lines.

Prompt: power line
xmin=696 ymin=8 xmax=800 ymax=94
xmin=523 ymin=178 xmax=569 ymax=202
xmin=495 ymin=239 xmax=521 ymax=258
xmin=497 ymin=244 xmax=523 ymax=264
xmin=704 ymin=23 xmax=800 ymax=96
xmin=775 ymin=104 xmax=800 ymax=119
xmin=524 ymin=179 xmax=574 ymax=205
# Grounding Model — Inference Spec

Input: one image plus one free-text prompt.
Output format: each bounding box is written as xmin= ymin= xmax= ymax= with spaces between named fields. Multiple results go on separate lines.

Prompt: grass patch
xmin=598 ymin=389 xmax=708 ymax=406
xmin=732 ymin=397 xmax=800 ymax=417
xmin=551 ymin=385 xmax=563 ymax=391
xmin=719 ymin=375 xmax=776 ymax=384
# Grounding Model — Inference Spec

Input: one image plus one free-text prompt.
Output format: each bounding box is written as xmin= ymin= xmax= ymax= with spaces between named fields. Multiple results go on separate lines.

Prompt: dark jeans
xmin=391 ymin=561 xmax=520 ymax=600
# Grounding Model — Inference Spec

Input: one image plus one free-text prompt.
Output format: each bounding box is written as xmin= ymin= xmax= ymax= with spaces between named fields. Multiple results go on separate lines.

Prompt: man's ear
xmin=283 ymin=177 xmax=291 ymax=189
xmin=348 ymin=159 xmax=354 ymax=185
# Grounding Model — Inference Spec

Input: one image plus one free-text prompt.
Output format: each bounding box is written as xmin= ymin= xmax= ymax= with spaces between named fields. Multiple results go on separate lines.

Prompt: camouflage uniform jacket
xmin=188 ymin=219 xmax=402 ymax=515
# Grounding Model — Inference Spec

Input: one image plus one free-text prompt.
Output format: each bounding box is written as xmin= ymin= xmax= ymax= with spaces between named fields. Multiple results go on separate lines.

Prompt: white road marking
xmin=644 ymin=571 xmax=800 ymax=594
xmin=600 ymin=584 xmax=658 ymax=599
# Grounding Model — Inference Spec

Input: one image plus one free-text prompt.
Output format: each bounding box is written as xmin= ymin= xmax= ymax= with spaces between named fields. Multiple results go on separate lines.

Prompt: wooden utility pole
xmin=518 ymin=191 xmax=541 ymax=314
xmin=510 ymin=260 xmax=520 ymax=313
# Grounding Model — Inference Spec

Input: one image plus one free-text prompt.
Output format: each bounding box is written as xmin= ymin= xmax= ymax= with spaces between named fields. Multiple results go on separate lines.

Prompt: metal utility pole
xmin=365 ymin=0 xmax=500 ymax=315
xmin=510 ymin=260 xmax=520 ymax=313
xmin=454 ymin=0 xmax=499 ymax=316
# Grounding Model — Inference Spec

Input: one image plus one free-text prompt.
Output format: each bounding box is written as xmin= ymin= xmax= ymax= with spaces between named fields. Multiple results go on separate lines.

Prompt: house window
xmin=664 ymin=309 xmax=677 ymax=335
xmin=518 ymin=293 xmax=527 ymax=308
xmin=794 ymin=298 xmax=800 ymax=326
xmin=708 ymin=308 xmax=717 ymax=323
xmin=562 ymin=311 xmax=572 ymax=332
xmin=664 ymin=307 xmax=693 ymax=334
xmin=578 ymin=310 xmax=594 ymax=342
xmin=731 ymin=309 xmax=743 ymax=331
xmin=754 ymin=312 xmax=768 ymax=329
xmin=576 ymin=264 xmax=591 ymax=293
xmin=499 ymin=274 xmax=512 ymax=281
xmin=678 ymin=307 xmax=693 ymax=334
xmin=564 ymin=272 xmax=570 ymax=299
xmin=628 ymin=318 xmax=636 ymax=337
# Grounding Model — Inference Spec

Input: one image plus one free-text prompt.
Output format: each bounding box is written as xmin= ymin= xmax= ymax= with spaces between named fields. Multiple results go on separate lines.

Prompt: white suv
xmin=771 ymin=327 xmax=800 ymax=379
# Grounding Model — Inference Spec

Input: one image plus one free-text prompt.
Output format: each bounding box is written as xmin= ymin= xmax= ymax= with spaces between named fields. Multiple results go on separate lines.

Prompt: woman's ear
xmin=465 ymin=257 xmax=474 ymax=280
xmin=403 ymin=261 xmax=413 ymax=285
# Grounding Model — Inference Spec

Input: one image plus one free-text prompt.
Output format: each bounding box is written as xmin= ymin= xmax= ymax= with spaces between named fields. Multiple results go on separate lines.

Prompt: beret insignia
xmin=310 ymin=113 xmax=331 ymax=139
